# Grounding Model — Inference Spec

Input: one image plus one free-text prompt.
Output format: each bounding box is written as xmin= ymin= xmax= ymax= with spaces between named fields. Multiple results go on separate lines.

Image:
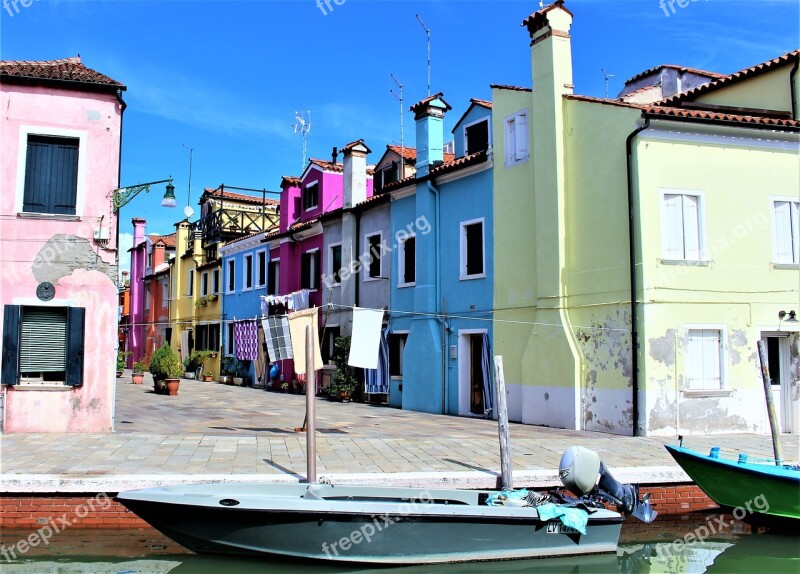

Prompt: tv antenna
xmin=601 ymin=68 xmax=615 ymax=99
xmin=182 ymin=144 xmax=194 ymax=218
xmin=416 ymin=14 xmax=431 ymax=96
xmin=390 ymin=74 xmax=405 ymax=175
xmin=293 ymin=111 xmax=312 ymax=170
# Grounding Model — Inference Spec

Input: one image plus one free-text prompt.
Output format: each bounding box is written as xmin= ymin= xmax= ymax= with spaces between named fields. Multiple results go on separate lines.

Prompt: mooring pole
xmin=494 ymin=355 xmax=512 ymax=490
xmin=757 ymin=340 xmax=783 ymax=466
xmin=306 ymin=325 xmax=317 ymax=482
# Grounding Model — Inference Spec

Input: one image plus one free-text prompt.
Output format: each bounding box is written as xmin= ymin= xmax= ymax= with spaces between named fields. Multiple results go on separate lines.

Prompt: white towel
xmin=348 ymin=307 xmax=384 ymax=369
xmin=288 ymin=307 xmax=323 ymax=375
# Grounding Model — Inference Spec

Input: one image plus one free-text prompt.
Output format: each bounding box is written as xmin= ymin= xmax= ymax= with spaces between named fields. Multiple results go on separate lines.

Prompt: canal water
xmin=1 ymin=512 xmax=797 ymax=573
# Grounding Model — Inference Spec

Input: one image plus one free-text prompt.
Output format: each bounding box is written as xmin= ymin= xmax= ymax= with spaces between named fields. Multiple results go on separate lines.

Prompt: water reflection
xmin=2 ymin=513 xmax=797 ymax=574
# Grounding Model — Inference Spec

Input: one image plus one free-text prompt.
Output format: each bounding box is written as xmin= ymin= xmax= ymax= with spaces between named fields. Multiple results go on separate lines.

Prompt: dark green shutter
xmin=65 ymin=307 xmax=85 ymax=387
xmin=2 ymin=305 xmax=21 ymax=385
xmin=23 ymin=136 xmax=79 ymax=215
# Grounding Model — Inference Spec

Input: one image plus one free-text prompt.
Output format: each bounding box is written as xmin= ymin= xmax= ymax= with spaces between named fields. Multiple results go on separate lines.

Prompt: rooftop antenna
xmin=416 ymin=14 xmax=431 ymax=96
xmin=182 ymin=144 xmax=194 ymax=218
xmin=293 ymin=110 xmax=312 ymax=171
xmin=601 ymin=68 xmax=615 ymax=99
xmin=390 ymin=73 xmax=405 ymax=176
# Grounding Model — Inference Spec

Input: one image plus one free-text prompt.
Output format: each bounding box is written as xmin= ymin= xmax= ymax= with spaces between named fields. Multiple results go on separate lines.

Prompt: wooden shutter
xmin=662 ymin=194 xmax=685 ymax=259
xmin=23 ymin=136 xmax=79 ymax=215
xmin=682 ymin=195 xmax=701 ymax=260
xmin=514 ymin=113 xmax=528 ymax=160
xmin=65 ymin=307 xmax=85 ymax=386
xmin=774 ymin=201 xmax=796 ymax=263
xmin=686 ymin=329 xmax=721 ymax=390
xmin=1 ymin=305 xmax=21 ymax=385
xmin=792 ymin=202 xmax=800 ymax=264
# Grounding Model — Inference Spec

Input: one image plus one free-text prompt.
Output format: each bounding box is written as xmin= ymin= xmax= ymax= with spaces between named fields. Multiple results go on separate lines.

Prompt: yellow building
xmin=169 ymin=187 xmax=279 ymax=377
xmin=492 ymin=1 xmax=799 ymax=436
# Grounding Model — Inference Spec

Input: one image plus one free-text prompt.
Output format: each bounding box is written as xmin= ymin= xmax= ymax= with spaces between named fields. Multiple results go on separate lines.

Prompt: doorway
xmin=761 ymin=333 xmax=797 ymax=434
xmin=458 ymin=329 xmax=489 ymax=416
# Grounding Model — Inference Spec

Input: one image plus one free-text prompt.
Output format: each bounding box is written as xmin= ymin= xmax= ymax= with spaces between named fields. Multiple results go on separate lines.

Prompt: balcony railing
xmin=199 ymin=209 xmax=277 ymax=246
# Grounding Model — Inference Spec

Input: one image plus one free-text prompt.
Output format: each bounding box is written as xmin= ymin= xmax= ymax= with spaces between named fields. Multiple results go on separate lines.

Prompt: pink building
xmin=0 ymin=57 xmax=125 ymax=433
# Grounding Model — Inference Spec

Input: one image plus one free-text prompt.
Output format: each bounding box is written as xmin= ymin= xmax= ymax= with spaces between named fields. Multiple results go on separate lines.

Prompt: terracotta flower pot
xmin=203 ymin=376 xmax=213 ymax=382
xmin=166 ymin=378 xmax=180 ymax=396
xmin=132 ymin=373 xmax=144 ymax=384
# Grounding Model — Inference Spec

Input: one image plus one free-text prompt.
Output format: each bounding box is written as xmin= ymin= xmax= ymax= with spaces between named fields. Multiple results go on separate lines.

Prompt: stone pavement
xmin=1 ymin=373 xmax=797 ymax=492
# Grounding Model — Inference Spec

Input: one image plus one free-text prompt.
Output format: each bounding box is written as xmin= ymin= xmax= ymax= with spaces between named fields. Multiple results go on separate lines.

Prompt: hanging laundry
xmin=260 ymin=289 xmax=310 ymax=314
xmin=348 ymin=307 xmax=384 ymax=369
xmin=179 ymin=330 xmax=191 ymax=362
xmin=234 ymin=320 xmax=259 ymax=361
xmin=364 ymin=328 xmax=389 ymax=394
xmin=288 ymin=307 xmax=323 ymax=375
xmin=262 ymin=316 xmax=293 ymax=362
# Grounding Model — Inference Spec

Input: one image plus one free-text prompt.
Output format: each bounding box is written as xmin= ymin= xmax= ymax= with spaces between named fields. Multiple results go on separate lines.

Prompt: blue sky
xmin=2 ymin=0 xmax=798 ymax=257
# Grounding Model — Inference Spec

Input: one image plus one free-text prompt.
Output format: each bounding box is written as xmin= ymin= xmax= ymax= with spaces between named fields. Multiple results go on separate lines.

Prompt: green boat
xmin=665 ymin=445 xmax=800 ymax=523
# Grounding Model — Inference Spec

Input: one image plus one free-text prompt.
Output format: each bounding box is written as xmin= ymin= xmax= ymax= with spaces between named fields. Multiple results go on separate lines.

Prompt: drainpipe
xmin=427 ymin=178 xmax=447 ymax=414
xmin=112 ymin=88 xmax=127 ymax=433
xmin=625 ymin=114 xmax=651 ymax=437
xmin=354 ymin=208 xmax=361 ymax=308
xmin=790 ymin=56 xmax=799 ymax=119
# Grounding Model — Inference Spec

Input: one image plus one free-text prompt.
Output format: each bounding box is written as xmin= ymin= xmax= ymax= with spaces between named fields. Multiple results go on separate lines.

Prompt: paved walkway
xmin=1 ymin=373 xmax=797 ymax=492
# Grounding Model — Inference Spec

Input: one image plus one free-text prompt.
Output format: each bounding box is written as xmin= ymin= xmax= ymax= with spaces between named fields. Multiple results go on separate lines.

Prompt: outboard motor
xmin=559 ymin=446 xmax=657 ymax=523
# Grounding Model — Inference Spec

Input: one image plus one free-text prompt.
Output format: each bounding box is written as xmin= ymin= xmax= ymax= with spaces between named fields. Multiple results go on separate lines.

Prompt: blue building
xmin=386 ymin=93 xmax=494 ymax=416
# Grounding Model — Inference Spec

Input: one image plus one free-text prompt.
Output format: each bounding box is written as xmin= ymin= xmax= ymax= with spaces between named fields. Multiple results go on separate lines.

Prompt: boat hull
xmin=116 ymin=483 xmax=624 ymax=564
xmin=665 ymin=445 xmax=800 ymax=522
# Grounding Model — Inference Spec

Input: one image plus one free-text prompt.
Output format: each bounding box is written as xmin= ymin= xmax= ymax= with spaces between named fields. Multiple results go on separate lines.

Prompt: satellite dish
xmin=184 ymin=205 xmax=194 ymax=218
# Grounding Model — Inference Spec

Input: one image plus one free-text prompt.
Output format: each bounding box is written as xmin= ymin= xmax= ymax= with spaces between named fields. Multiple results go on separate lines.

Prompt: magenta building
xmin=0 ymin=57 xmax=125 ymax=433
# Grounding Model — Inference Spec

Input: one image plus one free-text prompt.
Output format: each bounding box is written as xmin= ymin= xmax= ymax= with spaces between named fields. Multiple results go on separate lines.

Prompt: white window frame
xmin=304 ymin=181 xmax=319 ymax=212
xmin=187 ymin=269 xmax=194 ymax=297
xmin=460 ymin=218 xmax=486 ymax=280
xmin=268 ymin=258 xmax=280 ymax=295
xmin=364 ymin=232 xmax=383 ymax=281
xmin=682 ymin=324 xmax=729 ymax=394
xmin=504 ymin=109 xmax=529 ymax=167
xmin=770 ymin=196 xmax=800 ymax=266
xmin=397 ymin=233 xmax=416 ymax=288
xmin=212 ymin=269 xmax=220 ymax=294
xmin=226 ymin=259 xmax=236 ymax=294
xmin=659 ymin=189 xmax=708 ymax=263
xmin=302 ymin=248 xmax=320 ymax=291
xmin=328 ymin=242 xmax=342 ymax=287
xmin=201 ymin=271 xmax=209 ymax=297
xmin=243 ymin=253 xmax=253 ymax=291
xmin=255 ymin=249 xmax=268 ymax=288
xmin=462 ymin=117 xmax=491 ymax=156
xmin=161 ymin=279 xmax=168 ymax=308
xmin=15 ymin=126 xmax=88 ymax=218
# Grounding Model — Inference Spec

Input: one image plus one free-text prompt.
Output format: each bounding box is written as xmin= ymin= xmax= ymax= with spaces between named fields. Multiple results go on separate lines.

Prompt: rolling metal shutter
xmin=20 ymin=307 xmax=67 ymax=373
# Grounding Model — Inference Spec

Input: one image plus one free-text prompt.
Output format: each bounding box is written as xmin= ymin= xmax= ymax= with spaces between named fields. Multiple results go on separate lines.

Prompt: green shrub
xmin=149 ymin=344 xmax=183 ymax=380
xmin=132 ymin=358 xmax=149 ymax=374
xmin=329 ymin=336 xmax=358 ymax=398
xmin=116 ymin=350 xmax=132 ymax=371
xmin=183 ymin=350 xmax=212 ymax=372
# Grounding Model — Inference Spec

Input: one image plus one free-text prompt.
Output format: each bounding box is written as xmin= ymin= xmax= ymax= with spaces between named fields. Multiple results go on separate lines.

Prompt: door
xmin=470 ymin=334 xmax=485 ymax=415
xmin=761 ymin=334 xmax=796 ymax=434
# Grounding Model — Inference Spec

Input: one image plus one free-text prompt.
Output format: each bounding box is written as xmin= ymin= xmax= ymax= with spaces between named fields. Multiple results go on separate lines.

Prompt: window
xmin=389 ymin=332 xmax=408 ymax=377
xmin=226 ymin=259 xmax=236 ymax=293
xmin=1 ymin=305 xmax=85 ymax=386
xmin=195 ymin=323 xmax=220 ymax=352
xmin=377 ymin=163 xmax=399 ymax=190
xmin=461 ymin=219 xmax=485 ymax=278
xmin=144 ymin=284 xmax=151 ymax=311
xmin=147 ymin=252 xmax=153 ymax=269
xmin=301 ymin=250 xmax=319 ymax=290
xmin=161 ymin=280 xmax=169 ymax=308
xmin=504 ymin=110 xmax=529 ymax=166
xmin=322 ymin=325 xmax=340 ymax=364
xmin=661 ymin=192 xmax=704 ymax=261
xmin=201 ymin=272 xmax=209 ymax=296
xmin=329 ymin=244 xmax=342 ymax=286
xmin=268 ymin=260 xmax=280 ymax=295
xmin=464 ymin=119 xmax=489 ymax=155
xmin=772 ymin=199 xmax=800 ymax=264
xmin=256 ymin=250 xmax=267 ymax=288
xmin=398 ymin=235 xmax=416 ymax=286
xmin=304 ymin=182 xmax=319 ymax=211
xmin=22 ymin=135 xmax=79 ymax=215
xmin=366 ymin=233 xmax=382 ymax=279
xmin=685 ymin=329 xmax=724 ymax=391
xmin=188 ymin=269 xmax=194 ymax=296
xmin=212 ymin=269 xmax=220 ymax=294
xmin=243 ymin=254 xmax=253 ymax=290
xmin=293 ymin=196 xmax=302 ymax=220
xmin=226 ymin=322 xmax=235 ymax=355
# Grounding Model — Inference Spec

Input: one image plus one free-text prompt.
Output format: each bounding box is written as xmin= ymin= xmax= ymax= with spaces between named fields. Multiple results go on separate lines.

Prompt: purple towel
xmin=234 ymin=320 xmax=259 ymax=361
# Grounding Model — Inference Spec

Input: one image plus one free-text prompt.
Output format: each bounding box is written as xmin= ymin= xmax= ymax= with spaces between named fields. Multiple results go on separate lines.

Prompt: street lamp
xmin=778 ymin=310 xmax=798 ymax=325
xmin=112 ymin=178 xmax=176 ymax=212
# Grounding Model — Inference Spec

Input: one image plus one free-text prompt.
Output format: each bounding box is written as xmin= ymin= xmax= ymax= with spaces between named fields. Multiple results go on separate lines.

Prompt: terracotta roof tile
xmin=490 ymin=84 xmax=532 ymax=92
xmin=341 ymin=139 xmax=372 ymax=154
xmin=281 ymin=176 xmax=301 ymax=187
xmin=381 ymin=150 xmax=489 ymax=192
xmin=149 ymin=233 xmax=176 ymax=248
xmin=521 ymin=0 xmax=572 ymax=33
xmin=200 ymin=188 xmax=279 ymax=206
xmin=659 ymin=50 xmax=800 ymax=106
xmin=409 ymin=92 xmax=453 ymax=115
xmin=387 ymin=144 xmax=417 ymax=162
xmin=0 ymin=56 xmax=125 ymax=90
xmin=308 ymin=158 xmax=344 ymax=172
xmin=623 ymin=64 xmax=724 ymax=86
xmin=470 ymin=98 xmax=493 ymax=109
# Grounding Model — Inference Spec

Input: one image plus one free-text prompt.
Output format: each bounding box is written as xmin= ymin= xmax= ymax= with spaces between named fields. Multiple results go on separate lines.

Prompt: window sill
xmin=363 ymin=277 xmax=384 ymax=283
xmin=771 ymin=262 xmax=799 ymax=270
xmin=398 ymin=282 xmax=416 ymax=288
xmin=460 ymin=273 xmax=486 ymax=281
xmin=504 ymin=157 xmax=530 ymax=168
xmin=18 ymin=212 xmax=80 ymax=221
xmin=681 ymin=389 xmax=734 ymax=398
xmin=658 ymin=258 xmax=711 ymax=266
xmin=10 ymin=383 xmax=73 ymax=391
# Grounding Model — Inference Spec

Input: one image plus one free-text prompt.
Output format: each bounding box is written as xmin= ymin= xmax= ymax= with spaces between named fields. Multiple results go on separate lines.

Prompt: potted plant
xmin=280 ymin=382 xmax=289 ymax=393
xmin=219 ymin=356 xmax=234 ymax=384
xmin=149 ymin=343 xmax=172 ymax=394
xmin=183 ymin=350 xmax=211 ymax=378
xmin=162 ymin=348 xmax=184 ymax=396
xmin=131 ymin=358 xmax=148 ymax=385
xmin=328 ymin=336 xmax=358 ymax=401
xmin=202 ymin=371 xmax=213 ymax=382
xmin=232 ymin=358 xmax=247 ymax=386
xmin=116 ymin=350 xmax=132 ymax=377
